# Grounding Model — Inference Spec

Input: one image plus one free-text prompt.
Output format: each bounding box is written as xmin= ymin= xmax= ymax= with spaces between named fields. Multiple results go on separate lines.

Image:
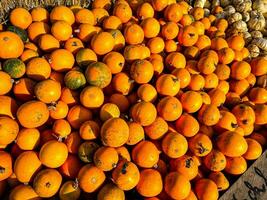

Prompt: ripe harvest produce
xmin=0 ymin=0 xmax=266 ymax=199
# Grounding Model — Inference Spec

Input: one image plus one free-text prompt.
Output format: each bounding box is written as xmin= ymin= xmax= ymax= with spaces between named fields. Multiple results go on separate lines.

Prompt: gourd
xmin=248 ymin=11 xmax=266 ymax=30
xmin=224 ymin=5 xmax=236 ymax=16
xmin=228 ymin=13 xmax=242 ymax=25
xmin=220 ymin=0 xmax=231 ymax=8
xmin=233 ymin=0 xmax=252 ymax=13
xmin=242 ymin=12 xmax=250 ymax=22
xmin=247 ymin=44 xmax=260 ymax=57
xmin=194 ymin=0 xmax=206 ymax=8
xmin=253 ymin=0 xmax=267 ymax=14
xmin=252 ymin=38 xmax=267 ymax=51
xmin=251 ymin=30 xmax=263 ymax=38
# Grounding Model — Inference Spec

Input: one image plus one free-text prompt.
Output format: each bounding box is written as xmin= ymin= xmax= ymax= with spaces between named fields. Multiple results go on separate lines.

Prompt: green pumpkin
xmin=76 ymin=48 xmax=97 ymax=68
xmin=3 ymin=58 xmax=26 ymax=78
xmin=64 ymin=70 xmax=86 ymax=90
xmin=85 ymin=61 xmax=112 ymax=88
xmin=78 ymin=141 xmax=99 ymax=163
xmin=7 ymin=26 xmax=28 ymax=42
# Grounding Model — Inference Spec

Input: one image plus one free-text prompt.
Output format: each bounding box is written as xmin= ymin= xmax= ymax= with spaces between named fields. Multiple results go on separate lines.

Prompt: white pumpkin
xmin=194 ymin=0 xmax=206 ymax=8
xmin=251 ymin=30 xmax=263 ymax=38
xmin=242 ymin=12 xmax=250 ymax=22
xmin=247 ymin=44 xmax=260 ymax=58
xmin=224 ymin=5 xmax=236 ymax=16
xmin=253 ymin=0 xmax=267 ymax=14
xmin=232 ymin=20 xmax=248 ymax=32
xmin=220 ymin=0 xmax=231 ymax=8
xmin=228 ymin=12 xmax=242 ymax=25
xmin=248 ymin=11 xmax=266 ymax=30
xmin=233 ymin=0 xmax=252 ymax=13
xmin=252 ymin=38 xmax=267 ymax=51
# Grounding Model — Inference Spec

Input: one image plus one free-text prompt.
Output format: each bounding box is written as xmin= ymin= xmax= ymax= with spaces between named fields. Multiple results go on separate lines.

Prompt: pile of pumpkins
xmin=192 ymin=0 xmax=267 ymax=58
xmin=0 ymin=0 xmax=266 ymax=199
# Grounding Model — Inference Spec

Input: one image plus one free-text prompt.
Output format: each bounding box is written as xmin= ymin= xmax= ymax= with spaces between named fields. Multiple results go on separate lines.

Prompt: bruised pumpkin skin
xmin=17 ymin=100 xmax=49 ymax=128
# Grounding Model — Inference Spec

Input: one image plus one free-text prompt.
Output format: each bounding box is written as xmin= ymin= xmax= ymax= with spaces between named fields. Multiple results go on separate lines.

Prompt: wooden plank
xmin=220 ymin=150 xmax=267 ymax=200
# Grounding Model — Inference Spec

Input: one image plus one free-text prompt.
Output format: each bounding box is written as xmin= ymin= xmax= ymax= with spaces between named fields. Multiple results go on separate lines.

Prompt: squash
xmin=64 ymin=70 xmax=86 ymax=90
xmin=3 ymin=58 xmax=25 ymax=79
xmin=85 ymin=62 xmax=112 ymax=88
xmin=7 ymin=26 xmax=28 ymax=42
xmin=248 ymin=11 xmax=266 ymax=30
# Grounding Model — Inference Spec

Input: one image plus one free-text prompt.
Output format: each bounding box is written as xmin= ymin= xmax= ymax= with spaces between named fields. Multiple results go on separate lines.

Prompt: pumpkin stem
xmin=73 ymin=178 xmax=79 ymax=189
xmin=128 ymin=79 xmax=135 ymax=84
xmin=263 ymin=78 xmax=267 ymax=88
xmin=74 ymin=29 xmax=80 ymax=33
xmin=121 ymin=162 xmax=128 ymax=174
xmin=112 ymin=163 xmax=117 ymax=168
xmin=45 ymin=182 xmax=51 ymax=188
xmin=197 ymin=142 xmax=209 ymax=155
xmin=242 ymin=119 xmax=248 ymax=125
xmin=172 ymin=77 xmax=179 ymax=82
xmin=0 ymin=166 xmax=5 ymax=174
xmin=189 ymin=33 xmax=195 ymax=37
xmin=185 ymin=158 xmax=193 ymax=168
xmin=231 ymin=123 xmax=238 ymax=128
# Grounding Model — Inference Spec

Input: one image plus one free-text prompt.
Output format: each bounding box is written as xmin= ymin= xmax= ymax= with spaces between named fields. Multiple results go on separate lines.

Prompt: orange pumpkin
xmin=50 ymin=6 xmax=75 ymax=25
xmin=216 ymin=131 xmax=248 ymax=157
xmin=59 ymin=154 xmax=82 ymax=179
xmin=100 ymin=117 xmax=129 ymax=147
xmin=195 ymin=179 xmax=219 ymax=200
xmin=16 ymin=128 xmax=40 ymax=150
xmin=112 ymin=160 xmax=140 ymax=191
xmin=189 ymin=133 xmax=212 ymax=157
xmin=17 ymin=100 xmax=49 ymax=128
xmin=0 ymin=31 xmax=24 ymax=59
xmin=176 ymin=113 xmax=199 ymax=137
xmin=162 ymin=132 xmax=188 ymax=158
xmin=39 ymin=140 xmax=68 ymax=168
xmin=94 ymin=146 xmax=119 ymax=171
xmin=136 ymin=169 xmax=163 ymax=197
xmin=33 ymin=169 xmax=62 ymax=198
xmin=157 ymin=96 xmax=182 ymax=121
xmin=225 ymin=156 xmax=247 ymax=175
xmin=10 ymin=8 xmax=32 ymax=29
xmin=14 ymin=151 xmax=41 ymax=183
xmin=0 ymin=151 xmax=12 ymax=181
xmin=132 ymin=141 xmax=159 ymax=168
xmin=164 ymin=172 xmax=191 ymax=200
xmin=91 ymin=32 xmax=115 ymax=55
